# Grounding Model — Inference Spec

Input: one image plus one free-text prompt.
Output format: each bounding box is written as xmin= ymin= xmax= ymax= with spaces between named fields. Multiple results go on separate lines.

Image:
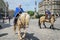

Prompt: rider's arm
xmin=21 ymin=8 xmax=24 ymax=12
xmin=14 ymin=7 xmax=19 ymax=17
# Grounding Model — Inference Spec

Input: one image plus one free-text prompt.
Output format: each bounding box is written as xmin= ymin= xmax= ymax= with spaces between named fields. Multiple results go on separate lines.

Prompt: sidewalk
xmin=0 ymin=18 xmax=14 ymax=29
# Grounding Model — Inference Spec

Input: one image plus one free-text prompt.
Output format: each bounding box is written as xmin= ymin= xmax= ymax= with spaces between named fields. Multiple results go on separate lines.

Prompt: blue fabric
xmin=14 ymin=7 xmax=24 ymax=17
xmin=45 ymin=10 xmax=51 ymax=14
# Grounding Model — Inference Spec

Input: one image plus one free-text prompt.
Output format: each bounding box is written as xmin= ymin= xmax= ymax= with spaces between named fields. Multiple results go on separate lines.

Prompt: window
xmin=47 ymin=0 xmax=49 ymax=1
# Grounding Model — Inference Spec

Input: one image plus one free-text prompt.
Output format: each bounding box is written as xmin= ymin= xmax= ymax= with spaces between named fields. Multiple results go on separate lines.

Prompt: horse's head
xmin=52 ymin=13 xmax=59 ymax=18
xmin=52 ymin=14 xmax=56 ymax=18
xmin=50 ymin=14 xmax=55 ymax=20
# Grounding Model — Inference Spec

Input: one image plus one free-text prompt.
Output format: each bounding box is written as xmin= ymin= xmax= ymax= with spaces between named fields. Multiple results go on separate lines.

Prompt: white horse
xmin=14 ymin=12 xmax=30 ymax=40
xmin=20 ymin=12 xmax=30 ymax=27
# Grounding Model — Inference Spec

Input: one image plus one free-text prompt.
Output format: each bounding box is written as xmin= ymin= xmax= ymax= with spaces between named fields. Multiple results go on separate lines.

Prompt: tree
xmin=27 ymin=11 xmax=34 ymax=16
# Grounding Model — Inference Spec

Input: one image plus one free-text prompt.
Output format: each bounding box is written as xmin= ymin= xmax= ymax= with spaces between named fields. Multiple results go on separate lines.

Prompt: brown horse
xmin=38 ymin=14 xmax=56 ymax=29
xmin=14 ymin=12 xmax=30 ymax=40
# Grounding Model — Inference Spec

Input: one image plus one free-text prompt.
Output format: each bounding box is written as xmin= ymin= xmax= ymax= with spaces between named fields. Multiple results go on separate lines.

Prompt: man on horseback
xmin=45 ymin=9 xmax=51 ymax=21
xmin=14 ymin=4 xmax=24 ymax=25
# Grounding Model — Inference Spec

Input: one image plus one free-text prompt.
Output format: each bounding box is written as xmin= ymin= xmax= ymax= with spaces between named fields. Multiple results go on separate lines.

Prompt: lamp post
xmin=5 ymin=6 xmax=6 ymax=18
xmin=50 ymin=0 xmax=52 ymax=13
xmin=34 ymin=0 xmax=37 ymax=18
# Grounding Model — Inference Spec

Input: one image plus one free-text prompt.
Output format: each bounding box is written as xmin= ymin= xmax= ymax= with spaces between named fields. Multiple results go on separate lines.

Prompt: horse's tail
xmin=14 ymin=24 xmax=16 ymax=32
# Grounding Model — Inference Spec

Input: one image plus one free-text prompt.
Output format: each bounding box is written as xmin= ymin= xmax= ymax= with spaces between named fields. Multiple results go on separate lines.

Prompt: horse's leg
xmin=17 ymin=25 xmax=22 ymax=40
xmin=50 ymin=25 xmax=52 ymax=29
xmin=39 ymin=23 xmax=41 ymax=28
xmin=18 ymin=30 xmax=22 ymax=40
xmin=50 ymin=20 xmax=54 ymax=29
xmin=22 ymin=27 xmax=26 ymax=39
xmin=14 ymin=18 xmax=17 ymax=33
xmin=50 ymin=24 xmax=52 ymax=29
xmin=50 ymin=24 xmax=54 ymax=29
xmin=26 ymin=21 xmax=29 ymax=28
xmin=38 ymin=19 xmax=41 ymax=28
xmin=14 ymin=24 xmax=16 ymax=33
xmin=43 ymin=22 xmax=46 ymax=28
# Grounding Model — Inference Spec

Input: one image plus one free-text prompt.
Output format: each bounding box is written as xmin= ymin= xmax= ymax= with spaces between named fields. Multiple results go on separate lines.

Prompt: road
xmin=0 ymin=17 xmax=60 ymax=40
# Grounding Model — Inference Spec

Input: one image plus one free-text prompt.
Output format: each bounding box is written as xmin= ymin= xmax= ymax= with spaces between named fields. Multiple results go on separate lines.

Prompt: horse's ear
xmin=52 ymin=14 xmax=54 ymax=16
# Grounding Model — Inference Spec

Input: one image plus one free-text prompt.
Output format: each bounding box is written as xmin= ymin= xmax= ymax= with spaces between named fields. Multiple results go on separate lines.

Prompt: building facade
xmin=0 ymin=0 xmax=6 ymax=18
xmin=0 ymin=0 xmax=5 ymax=12
xmin=0 ymin=0 xmax=9 ymax=18
xmin=38 ymin=0 xmax=60 ymax=14
xmin=8 ymin=10 xmax=14 ymax=18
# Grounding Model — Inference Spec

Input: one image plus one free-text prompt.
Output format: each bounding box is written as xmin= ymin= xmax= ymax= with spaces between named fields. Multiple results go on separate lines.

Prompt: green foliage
xmin=27 ymin=11 xmax=34 ymax=16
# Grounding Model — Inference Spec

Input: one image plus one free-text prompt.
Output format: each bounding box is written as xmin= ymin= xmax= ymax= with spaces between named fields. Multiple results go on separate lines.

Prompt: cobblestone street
xmin=0 ymin=17 xmax=60 ymax=40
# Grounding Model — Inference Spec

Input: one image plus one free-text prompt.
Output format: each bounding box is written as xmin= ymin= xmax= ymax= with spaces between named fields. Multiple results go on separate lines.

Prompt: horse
xmin=38 ymin=14 xmax=57 ymax=29
xmin=14 ymin=12 xmax=30 ymax=40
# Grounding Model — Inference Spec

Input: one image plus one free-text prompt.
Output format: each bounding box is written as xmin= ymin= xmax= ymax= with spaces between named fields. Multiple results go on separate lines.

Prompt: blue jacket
xmin=14 ymin=7 xmax=24 ymax=17
xmin=45 ymin=10 xmax=51 ymax=14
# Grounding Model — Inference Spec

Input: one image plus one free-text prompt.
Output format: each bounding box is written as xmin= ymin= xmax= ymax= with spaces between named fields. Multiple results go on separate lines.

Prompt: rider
xmin=14 ymin=4 xmax=24 ymax=25
xmin=45 ymin=9 xmax=51 ymax=21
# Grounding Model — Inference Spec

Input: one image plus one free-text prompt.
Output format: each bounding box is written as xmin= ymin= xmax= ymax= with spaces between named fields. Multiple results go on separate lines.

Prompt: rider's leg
xmin=14 ymin=14 xmax=19 ymax=24
xmin=14 ymin=17 xmax=17 ymax=25
xmin=14 ymin=13 xmax=21 ymax=25
xmin=48 ymin=14 xmax=51 ymax=22
xmin=45 ymin=14 xmax=48 ymax=19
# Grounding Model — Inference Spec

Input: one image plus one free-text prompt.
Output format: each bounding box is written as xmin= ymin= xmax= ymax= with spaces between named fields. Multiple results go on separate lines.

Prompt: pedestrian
xmin=8 ymin=15 xmax=11 ymax=24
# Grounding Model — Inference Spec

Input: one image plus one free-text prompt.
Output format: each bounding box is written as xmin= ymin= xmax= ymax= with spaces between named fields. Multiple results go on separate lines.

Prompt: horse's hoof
xmin=40 ymin=27 xmax=42 ymax=29
xmin=22 ymin=35 xmax=25 ymax=39
xmin=19 ymin=38 xmax=22 ymax=40
xmin=39 ymin=26 xmax=41 ymax=29
xmin=50 ymin=27 xmax=51 ymax=29
xmin=22 ymin=38 xmax=25 ymax=40
xmin=52 ymin=27 xmax=55 ymax=30
xmin=50 ymin=26 xmax=52 ymax=29
xmin=18 ymin=37 xmax=22 ymax=40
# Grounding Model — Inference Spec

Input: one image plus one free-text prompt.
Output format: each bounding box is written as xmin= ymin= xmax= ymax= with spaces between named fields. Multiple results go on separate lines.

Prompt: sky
xmin=4 ymin=0 xmax=42 ymax=11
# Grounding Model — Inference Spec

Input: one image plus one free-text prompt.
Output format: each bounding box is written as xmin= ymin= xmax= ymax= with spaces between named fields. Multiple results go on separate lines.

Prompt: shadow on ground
xmin=52 ymin=27 xmax=60 ymax=30
xmin=16 ymin=32 xmax=39 ymax=40
xmin=40 ymin=27 xmax=60 ymax=30
xmin=25 ymin=33 xmax=39 ymax=40
xmin=0 ymin=22 xmax=12 ymax=30
xmin=0 ymin=33 xmax=8 ymax=37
